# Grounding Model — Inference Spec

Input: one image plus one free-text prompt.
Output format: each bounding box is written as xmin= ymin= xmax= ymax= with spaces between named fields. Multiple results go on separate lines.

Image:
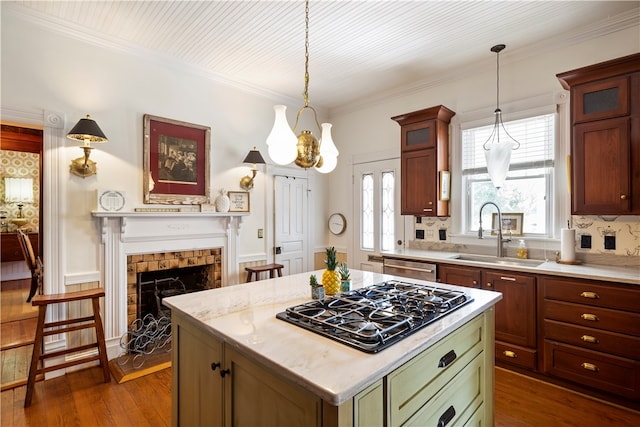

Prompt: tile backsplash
xmin=412 ymin=215 xmax=640 ymax=261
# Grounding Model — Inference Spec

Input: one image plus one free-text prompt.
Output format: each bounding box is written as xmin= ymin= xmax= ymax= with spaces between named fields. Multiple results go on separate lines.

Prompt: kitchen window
xmin=461 ymin=113 xmax=555 ymax=236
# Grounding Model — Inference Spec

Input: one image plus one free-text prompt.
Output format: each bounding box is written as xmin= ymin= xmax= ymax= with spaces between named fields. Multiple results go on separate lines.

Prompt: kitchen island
xmin=163 ymin=269 xmax=502 ymax=427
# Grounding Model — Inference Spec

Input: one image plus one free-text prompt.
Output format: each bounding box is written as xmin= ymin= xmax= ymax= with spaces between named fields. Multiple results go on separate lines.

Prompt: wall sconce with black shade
xmin=239 ymin=147 xmax=266 ymax=191
xmin=67 ymin=114 xmax=108 ymax=178
xmin=4 ymin=177 xmax=34 ymax=229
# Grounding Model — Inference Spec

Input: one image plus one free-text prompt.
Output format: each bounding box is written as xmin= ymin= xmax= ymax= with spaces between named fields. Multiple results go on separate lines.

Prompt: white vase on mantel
xmin=215 ymin=189 xmax=231 ymax=213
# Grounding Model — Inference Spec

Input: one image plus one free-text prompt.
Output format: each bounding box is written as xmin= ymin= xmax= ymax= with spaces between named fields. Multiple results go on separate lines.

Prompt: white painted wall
xmin=2 ymin=7 xmax=638 ymax=282
xmin=1 ymin=9 xmax=329 ymax=280
xmin=326 ymin=26 xmax=640 ymax=258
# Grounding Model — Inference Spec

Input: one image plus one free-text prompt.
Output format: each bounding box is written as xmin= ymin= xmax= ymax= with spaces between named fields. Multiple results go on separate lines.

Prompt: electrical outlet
xmin=580 ymin=234 xmax=591 ymax=249
xmin=416 ymin=216 xmax=422 ymax=224
xmin=416 ymin=230 xmax=425 ymax=240
xmin=258 ymin=228 xmax=263 ymax=239
xmin=604 ymin=235 xmax=615 ymax=250
xmin=439 ymin=229 xmax=447 ymax=241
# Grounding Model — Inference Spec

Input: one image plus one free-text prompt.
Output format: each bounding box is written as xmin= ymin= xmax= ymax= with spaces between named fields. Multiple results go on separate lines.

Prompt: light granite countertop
xmin=381 ymin=249 xmax=640 ymax=285
xmin=163 ymin=269 xmax=501 ymax=406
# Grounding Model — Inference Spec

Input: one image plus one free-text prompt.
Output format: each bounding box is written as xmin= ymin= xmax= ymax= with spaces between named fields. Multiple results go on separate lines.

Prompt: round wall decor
xmin=328 ymin=213 xmax=346 ymax=235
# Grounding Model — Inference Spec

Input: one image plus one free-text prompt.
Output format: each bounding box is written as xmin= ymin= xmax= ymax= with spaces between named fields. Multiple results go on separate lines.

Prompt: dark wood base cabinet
xmin=439 ymin=265 xmax=537 ymax=370
xmin=539 ymin=276 xmax=640 ymax=404
xmin=439 ymin=261 xmax=640 ymax=409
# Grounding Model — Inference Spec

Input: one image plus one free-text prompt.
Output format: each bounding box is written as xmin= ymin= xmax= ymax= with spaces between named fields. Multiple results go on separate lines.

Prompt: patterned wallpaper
xmin=0 ymin=150 xmax=40 ymax=233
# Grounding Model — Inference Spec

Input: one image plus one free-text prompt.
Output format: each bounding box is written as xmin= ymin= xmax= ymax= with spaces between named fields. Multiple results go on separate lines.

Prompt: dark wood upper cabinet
xmin=391 ymin=105 xmax=455 ymax=217
xmin=557 ymin=53 xmax=640 ymax=215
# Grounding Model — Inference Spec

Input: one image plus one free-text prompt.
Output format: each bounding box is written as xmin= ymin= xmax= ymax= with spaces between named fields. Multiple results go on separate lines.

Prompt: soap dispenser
xmin=517 ymin=239 xmax=528 ymax=259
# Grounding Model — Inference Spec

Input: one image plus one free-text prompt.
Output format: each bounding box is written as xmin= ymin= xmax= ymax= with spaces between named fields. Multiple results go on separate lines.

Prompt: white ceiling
xmin=7 ymin=1 xmax=640 ymax=111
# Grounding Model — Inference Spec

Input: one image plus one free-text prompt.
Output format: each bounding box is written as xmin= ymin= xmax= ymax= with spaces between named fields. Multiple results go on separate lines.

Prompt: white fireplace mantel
xmin=92 ymin=211 xmax=248 ymax=357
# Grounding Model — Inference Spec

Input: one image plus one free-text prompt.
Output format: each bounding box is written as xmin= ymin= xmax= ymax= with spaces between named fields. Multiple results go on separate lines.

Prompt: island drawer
xmin=403 ymin=354 xmax=484 ymax=427
xmin=544 ymin=319 xmax=640 ymax=360
xmin=387 ymin=314 xmax=484 ymax=426
xmin=543 ymin=340 xmax=640 ymax=400
xmin=540 ymin=277 xmax=640 ymax=312
xmin=543 ymin=300 xmax=640 ymax=336
xmin=462 ymin=402 xmax=484 ymax=427
xmin=495 ymin=341 xmax=536 ymax=369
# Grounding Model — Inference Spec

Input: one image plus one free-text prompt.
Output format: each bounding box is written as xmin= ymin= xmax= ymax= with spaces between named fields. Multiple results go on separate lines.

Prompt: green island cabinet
xmin=171 ymin=309 xmax=495 ymax=427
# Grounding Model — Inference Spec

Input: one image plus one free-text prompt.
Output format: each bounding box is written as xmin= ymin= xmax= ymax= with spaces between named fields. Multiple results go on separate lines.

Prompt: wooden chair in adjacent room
xmin=16 ymin=229 xmax=111 ymax=407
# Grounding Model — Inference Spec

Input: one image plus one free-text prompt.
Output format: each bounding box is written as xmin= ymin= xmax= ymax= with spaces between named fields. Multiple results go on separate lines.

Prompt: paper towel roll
xmin=560 ymin=228 xmax=576 ymax=262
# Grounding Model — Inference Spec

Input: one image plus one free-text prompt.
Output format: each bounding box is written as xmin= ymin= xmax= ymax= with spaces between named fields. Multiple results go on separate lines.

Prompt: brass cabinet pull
xmin=581 ymin=362 xmax=599 ymax=372
xmin=423 ymin=208 xmax=433 ymax=212
xmin=581 ymin=335 xmax=599 ymax=344
xmin=580 ymin=291 xmax=599 ymax=299
xmin=472 ymin=280 xmax=477 ymax=286
xmin=486 ymin=282 xmax=493 ymax=288
xmin=620 ymin=194 xmax=628 ymax=200
xmin=500 ymin=276 xmax=517 ymax=281
xmin=581 ymin=313 xmax=598 ymax=321
xmin=503 ymin=350 xmax=517 ymax=358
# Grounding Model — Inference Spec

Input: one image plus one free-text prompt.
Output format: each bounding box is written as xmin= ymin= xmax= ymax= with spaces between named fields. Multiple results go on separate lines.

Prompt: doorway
xmin=1 ymin=124 xmax=43 ymax=391
xmin=352 ymin=157 xmax=405 ymax=273
xmin=273 ymin=174 xmax=309 ymax=275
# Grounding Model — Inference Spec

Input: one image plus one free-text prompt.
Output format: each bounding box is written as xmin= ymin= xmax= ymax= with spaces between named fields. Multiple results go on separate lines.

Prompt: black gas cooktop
xmin=276 ymin=279 xmax=473 ymax=353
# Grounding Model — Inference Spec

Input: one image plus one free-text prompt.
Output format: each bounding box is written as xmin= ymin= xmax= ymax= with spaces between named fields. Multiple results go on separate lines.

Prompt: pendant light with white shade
xmin=483 ymin=44 xmax=520 ymax=189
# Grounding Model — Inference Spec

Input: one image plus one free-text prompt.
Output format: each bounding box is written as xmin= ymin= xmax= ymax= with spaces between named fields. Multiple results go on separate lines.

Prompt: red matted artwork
xmin=143 ymin=114 xmax=210 ymax=205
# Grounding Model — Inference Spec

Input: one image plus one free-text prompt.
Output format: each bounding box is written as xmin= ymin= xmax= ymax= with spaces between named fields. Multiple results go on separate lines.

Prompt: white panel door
xmin=274 ymin=175 xmax=308 ymax=275
xmin=353 ymin=158 xmax=404 ymax=273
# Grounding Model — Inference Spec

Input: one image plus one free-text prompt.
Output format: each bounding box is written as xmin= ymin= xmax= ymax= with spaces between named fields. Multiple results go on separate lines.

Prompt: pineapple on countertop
xmin=322 ymin=246 xmax=341 ymax=295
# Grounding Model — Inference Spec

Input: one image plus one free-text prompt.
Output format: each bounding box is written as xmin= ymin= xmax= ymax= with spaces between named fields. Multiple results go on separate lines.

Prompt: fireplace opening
xmin=137 ymin=264 xmax=212 ymax=320
xmin=126 ymin=248 xmax=222 ymax=327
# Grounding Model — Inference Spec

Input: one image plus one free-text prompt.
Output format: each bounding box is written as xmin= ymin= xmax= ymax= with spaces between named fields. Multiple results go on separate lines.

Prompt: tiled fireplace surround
xmin=94 ymin=211 xmax=245 ymax=358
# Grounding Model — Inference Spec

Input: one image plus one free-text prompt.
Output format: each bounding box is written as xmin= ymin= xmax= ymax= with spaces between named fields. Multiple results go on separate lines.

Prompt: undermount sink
xmin=448 ymin=254 xmax=545 ymax=268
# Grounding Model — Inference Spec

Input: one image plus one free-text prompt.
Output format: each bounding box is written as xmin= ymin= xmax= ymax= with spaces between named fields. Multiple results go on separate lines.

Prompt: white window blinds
xmin=462 ymin=113 xmax=555 ymax=174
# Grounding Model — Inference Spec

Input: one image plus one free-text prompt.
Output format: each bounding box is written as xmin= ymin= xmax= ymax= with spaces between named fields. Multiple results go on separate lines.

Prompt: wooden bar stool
xmin=24 ymin=288 xmax=111 ymax=407
xmin=245 ymin=263 xmax=285 ymax=282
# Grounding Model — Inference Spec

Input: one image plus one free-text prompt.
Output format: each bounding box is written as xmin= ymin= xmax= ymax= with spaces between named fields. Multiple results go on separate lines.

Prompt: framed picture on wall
xmin=228 ymin=191 xmax=250 ymax=212
xmin=439 ymin=171 xmax=451 ymax=201
xmin=492 ymin=212 xmax=524 ymax=236
xmin=143 ymin=114 xmax=211 ymax=205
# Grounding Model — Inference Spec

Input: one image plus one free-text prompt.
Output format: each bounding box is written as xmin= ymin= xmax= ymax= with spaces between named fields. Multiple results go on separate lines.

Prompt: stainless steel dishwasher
xmin=383 ymin=257 xmax=437 ymax=282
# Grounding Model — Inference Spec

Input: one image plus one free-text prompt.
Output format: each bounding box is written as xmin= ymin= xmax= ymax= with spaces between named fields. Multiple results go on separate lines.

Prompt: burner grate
xmin=276 ymin=280 xmax=473 ymax=353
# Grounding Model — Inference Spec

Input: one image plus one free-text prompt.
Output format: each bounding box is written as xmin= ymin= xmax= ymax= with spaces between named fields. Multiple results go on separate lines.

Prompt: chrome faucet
xmin=478 ymin=201 xmax=511 ymax=257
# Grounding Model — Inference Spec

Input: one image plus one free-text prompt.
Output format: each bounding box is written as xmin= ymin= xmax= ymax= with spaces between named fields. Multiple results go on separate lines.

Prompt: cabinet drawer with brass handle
xmin=543 ymin=340 xmax=639 ymax=400
xmin=495 ymin=341 xmax=536 ymax=369
xmin=543 ymin=319 xmax=640 ymax=359
xmin=543 ymin=300 xmax=640 ymax=336
xmin=541 ymin=277 xmax=640 ymax=312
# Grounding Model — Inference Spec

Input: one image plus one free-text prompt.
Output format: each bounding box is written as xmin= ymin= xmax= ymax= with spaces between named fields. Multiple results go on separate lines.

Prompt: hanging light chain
xmin=495 ymin=46 xmax=500 ymax=111
xmin=293 ymin=0 xmax=321 ymax=134
xmin=303 ymin=0 xmax=310 ymax=107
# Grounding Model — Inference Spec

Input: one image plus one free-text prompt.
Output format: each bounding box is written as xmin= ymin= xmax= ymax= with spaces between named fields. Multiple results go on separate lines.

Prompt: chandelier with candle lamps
xmin=266 ymin=0 xmax=338 ymax=174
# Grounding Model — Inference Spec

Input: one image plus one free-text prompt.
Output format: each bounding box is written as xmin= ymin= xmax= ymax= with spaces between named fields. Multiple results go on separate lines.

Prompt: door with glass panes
xmin=353 ymin=158 xmax=405 ymax=273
